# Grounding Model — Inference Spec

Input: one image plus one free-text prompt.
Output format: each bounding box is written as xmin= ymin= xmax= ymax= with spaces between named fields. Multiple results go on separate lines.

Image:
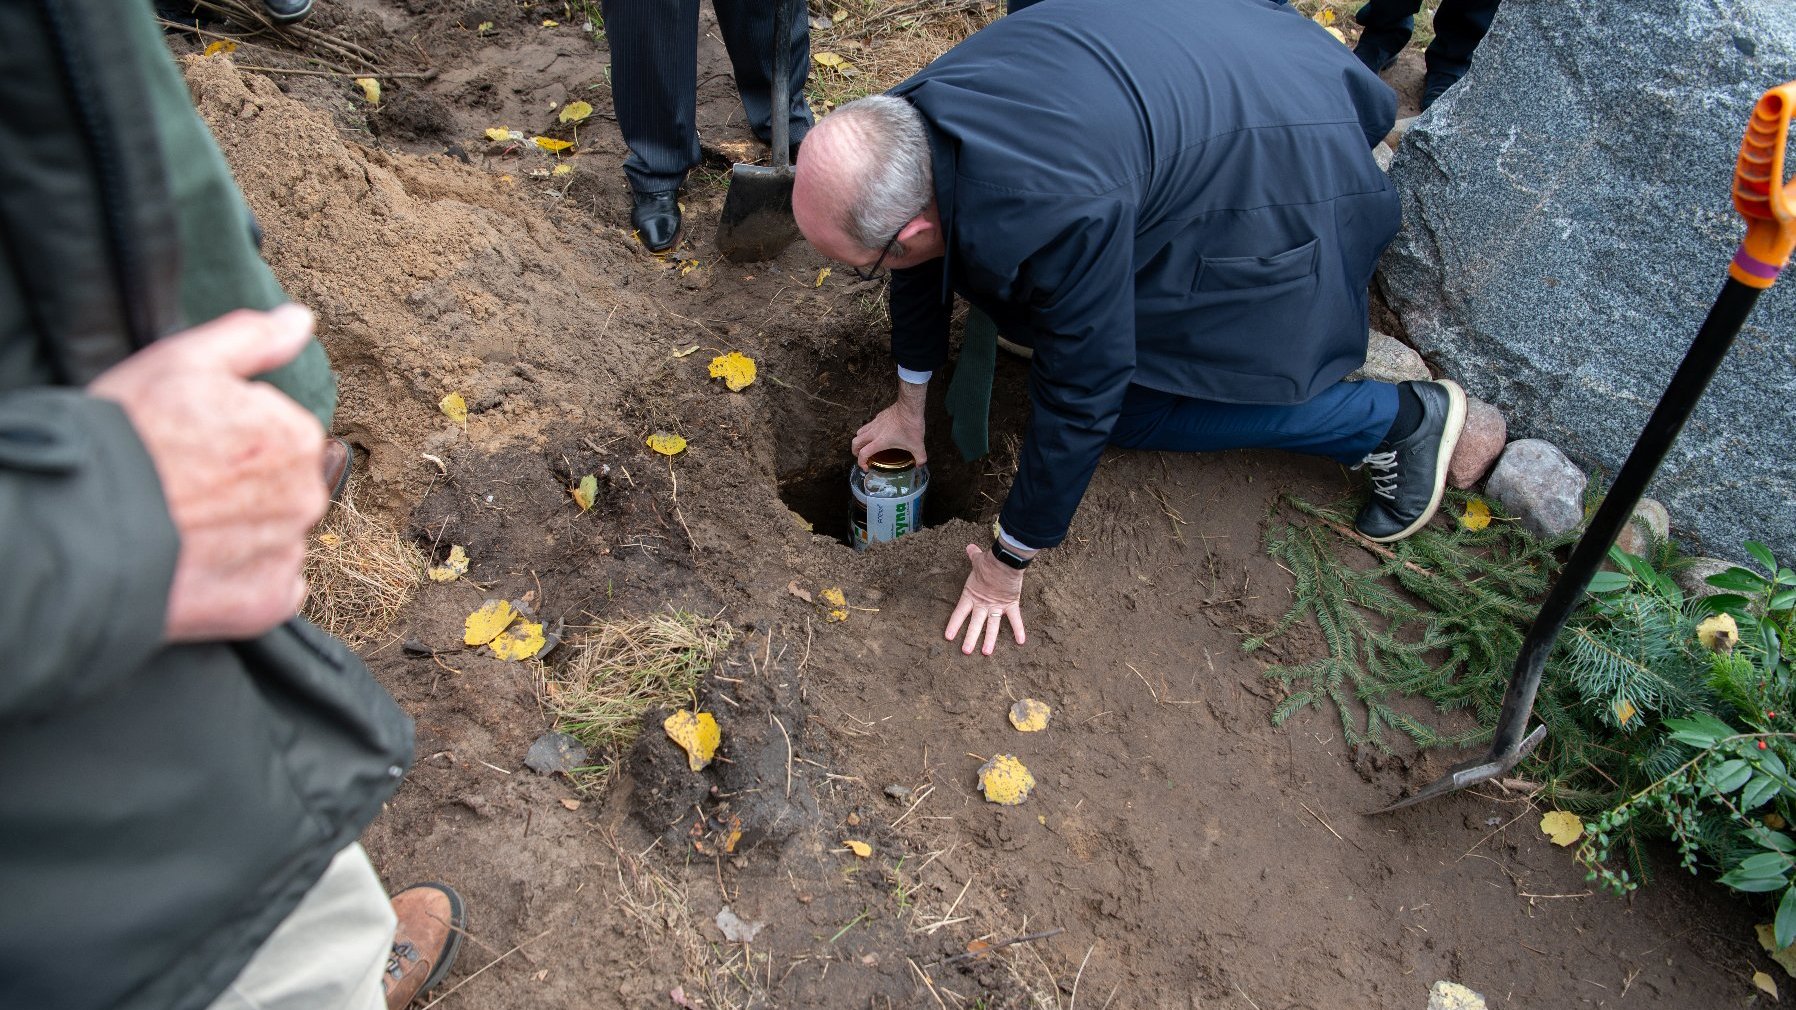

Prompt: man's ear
xmin=895 ymin=211 xmax=935 ymax=248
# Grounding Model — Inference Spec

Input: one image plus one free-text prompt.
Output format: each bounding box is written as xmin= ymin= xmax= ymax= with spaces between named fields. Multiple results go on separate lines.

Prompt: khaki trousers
xmin=205 ymin=844 xmax=394 ymax=1010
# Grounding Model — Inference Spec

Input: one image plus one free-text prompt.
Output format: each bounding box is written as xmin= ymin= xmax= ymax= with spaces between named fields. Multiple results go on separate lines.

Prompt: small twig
xmin=1314 ymin=514 xmax=1432 ymax=576
xmin=1069 ymin=943 xmax=1096 ymax=1010
xmin=771 ymin=713 xmax=794 ymax=799
xmin=416 ymin=928 xmax=553 ymax=1009
xmin=907 ymin=958 xmax=950 ymax=1010
xmin=1232 ymin=982 xmax=1265 ymax=1010
xmin=235 ymin=64 xmax=438 ymax=79
xmin=764 ymin=372 xmax=852 ymax=410
xmin=940 ymin=927 xmax=1064 ymax=964
xmin=1125 ymin=662 xmax=1159 ymax=704
xmin=1298 ymin=801 xmax=1343 ymax=842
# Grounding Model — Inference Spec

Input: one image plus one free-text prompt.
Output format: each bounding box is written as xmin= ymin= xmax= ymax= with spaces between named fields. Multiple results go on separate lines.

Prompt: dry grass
xmin=303 ymin=484 xmax=425 ymax=644
xmin=539 ymin=611 xmax=735 ymax=759
xmin=805 ymin=0 xmax=1001 ymax=112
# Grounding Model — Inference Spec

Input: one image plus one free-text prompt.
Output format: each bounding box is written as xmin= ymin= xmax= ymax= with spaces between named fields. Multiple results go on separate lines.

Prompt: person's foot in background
xmin=262 ymin=0 xmax=313 ymax=25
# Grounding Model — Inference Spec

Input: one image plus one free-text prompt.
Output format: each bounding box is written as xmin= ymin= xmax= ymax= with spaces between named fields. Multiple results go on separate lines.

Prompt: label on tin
xmin=850 ymin=463 xmax=927 ymax=550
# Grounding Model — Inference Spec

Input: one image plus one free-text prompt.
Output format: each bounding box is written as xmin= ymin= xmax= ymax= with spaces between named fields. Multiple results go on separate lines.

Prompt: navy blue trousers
xmin=601 ymin=0 xmax=813 ymax=194
xmin=1108 ymin=379 xmax=1399 ymax=464
xmin=1355 ymin=0 xmax=1498 ymax=79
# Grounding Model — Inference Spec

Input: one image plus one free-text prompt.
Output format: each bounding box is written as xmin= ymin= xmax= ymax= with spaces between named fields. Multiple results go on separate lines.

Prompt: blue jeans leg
xmin=1108 ymin=380 xmax=1400 ymax=465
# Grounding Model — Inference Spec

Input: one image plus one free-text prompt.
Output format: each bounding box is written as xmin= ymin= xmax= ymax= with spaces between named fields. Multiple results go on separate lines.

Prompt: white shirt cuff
xmin=896 ymin=366 xmax=933 ymax=385
xmin=996 ymin=524 xmax=1039 ymax=555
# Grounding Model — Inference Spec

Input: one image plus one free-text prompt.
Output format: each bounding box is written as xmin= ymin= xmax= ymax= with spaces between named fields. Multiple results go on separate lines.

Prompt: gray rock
xmin=1676 ymin=556 xmax=1736 ymax=600
xmin=1487 ymin=439 xmax=1588 ymax=538
xmin=1373 ymin=140 xmax=1396 ymax=172
xmin=1378 ymin=0 xmax=1796 ymax=560
xmin=523 ymin=732 xmax=589 ymax=776
xmin=1447 ymin=395 xmax=1506 ymax=489
xmin=1348 ymin=330 xmax=1431 ymax=384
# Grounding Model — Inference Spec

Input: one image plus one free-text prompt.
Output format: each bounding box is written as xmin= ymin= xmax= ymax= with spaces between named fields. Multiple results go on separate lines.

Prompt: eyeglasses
xmin=849 ymin=233 xmax=901 ymax=283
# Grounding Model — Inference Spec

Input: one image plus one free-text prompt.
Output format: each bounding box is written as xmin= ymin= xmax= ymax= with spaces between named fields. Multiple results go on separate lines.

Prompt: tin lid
xmin=866 ymin=448 xmax=917 ymax=472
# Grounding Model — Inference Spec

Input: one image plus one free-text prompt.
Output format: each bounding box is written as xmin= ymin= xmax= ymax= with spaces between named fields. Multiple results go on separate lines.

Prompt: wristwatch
xmin=990 ymin=537 xmax=1034 ymax=570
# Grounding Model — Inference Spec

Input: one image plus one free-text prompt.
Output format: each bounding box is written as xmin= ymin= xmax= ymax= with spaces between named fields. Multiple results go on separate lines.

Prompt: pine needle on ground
xmin=304 ymin=485 xmax=424 ymax=644
xmin=538 ymin=611 xmax=734 ymax=760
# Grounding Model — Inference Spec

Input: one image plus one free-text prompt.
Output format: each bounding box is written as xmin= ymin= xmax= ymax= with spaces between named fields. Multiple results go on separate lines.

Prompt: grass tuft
xmin=539 ymin=610 xmax=734 ymax=757
xmin=303 ymin=483 xmax=425 ymax=644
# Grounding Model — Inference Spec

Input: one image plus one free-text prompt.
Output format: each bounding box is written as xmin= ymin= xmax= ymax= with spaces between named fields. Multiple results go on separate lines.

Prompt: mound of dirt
xmin=184 ymin=13 xmax=1767 ymax=1006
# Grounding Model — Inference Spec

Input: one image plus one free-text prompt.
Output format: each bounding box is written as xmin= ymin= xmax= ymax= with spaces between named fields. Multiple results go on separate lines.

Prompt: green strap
xmin=945 ymin=307 xmax=998 ymax=461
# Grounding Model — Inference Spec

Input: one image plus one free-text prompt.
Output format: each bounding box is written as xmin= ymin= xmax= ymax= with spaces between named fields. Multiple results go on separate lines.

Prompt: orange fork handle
xmin=1730 ymin=81 xmax=1796 ymax=289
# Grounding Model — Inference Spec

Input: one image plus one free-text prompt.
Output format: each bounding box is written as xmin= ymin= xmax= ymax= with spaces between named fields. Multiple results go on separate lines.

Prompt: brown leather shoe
xmin=383 ymin=883 xmax=465 ymax=1008
xmin=322 ymin=437 xmax=352 ymax=504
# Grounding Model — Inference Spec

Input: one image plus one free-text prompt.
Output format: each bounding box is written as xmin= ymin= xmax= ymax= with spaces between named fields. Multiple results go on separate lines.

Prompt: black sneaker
xmin=1353 ymin=379 xmax=1467 ymax=543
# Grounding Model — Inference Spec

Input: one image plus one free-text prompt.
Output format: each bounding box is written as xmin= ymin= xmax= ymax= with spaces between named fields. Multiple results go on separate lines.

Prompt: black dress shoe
xmin=1353 ymin=379 xmax=1467 ymax=543
xmin=630 ymin=190 xmax=681 ymax=253
xmin=262 ymin=0 xmax=313 ymax=24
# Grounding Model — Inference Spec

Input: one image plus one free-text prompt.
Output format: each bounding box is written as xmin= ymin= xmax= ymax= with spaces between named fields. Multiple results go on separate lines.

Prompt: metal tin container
xmin=850 ymin=448 xmax=927 ymax=551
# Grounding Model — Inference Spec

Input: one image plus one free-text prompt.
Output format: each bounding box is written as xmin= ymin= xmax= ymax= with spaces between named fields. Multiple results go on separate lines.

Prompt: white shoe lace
xmin=1354 ymin=450 xmax=1400 ymax=501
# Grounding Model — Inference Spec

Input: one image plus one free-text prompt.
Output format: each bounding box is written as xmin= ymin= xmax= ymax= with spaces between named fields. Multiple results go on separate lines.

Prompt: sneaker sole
xmin=1365 ymin=378 xmax=1466 ymax=544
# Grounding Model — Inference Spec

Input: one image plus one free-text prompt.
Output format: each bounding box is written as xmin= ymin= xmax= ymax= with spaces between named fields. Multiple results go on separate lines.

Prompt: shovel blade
xmin=716 ymin=164 xmax=798 ymax=263
xmin=1367 ymin=724 xmax=1547 ymax=815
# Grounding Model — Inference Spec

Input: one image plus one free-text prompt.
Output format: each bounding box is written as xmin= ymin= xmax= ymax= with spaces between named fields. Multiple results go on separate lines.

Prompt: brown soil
xmin=177 ymin=5 xmax=1767 ymax=1007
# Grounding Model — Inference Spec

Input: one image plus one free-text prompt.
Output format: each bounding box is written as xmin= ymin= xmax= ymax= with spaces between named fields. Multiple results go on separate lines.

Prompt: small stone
xmin=846 ymin=811 xmax=861 ymax=827
xmin=1486 ymin=439 xmax=1588 ymax=539
xmin=1373 ymin=140 xmax=1396 ymax=172
xmin=1427 ymin=980 xmax=1486 ymax=1010
xmin=1348 ymin=331 xmax=1431 ymax=384
xmin=884 ymin=784 xmax=913 ymax=801
xmin=1676 ymin=557 xmax=1735 ymax=600
xmin=1447 ymin=395 xmax=1506 ymax=489
xmin=1633 ymin=498 xmax=1670 ymax=542
xmin=523 ymin=731 xmax=589 ymax=776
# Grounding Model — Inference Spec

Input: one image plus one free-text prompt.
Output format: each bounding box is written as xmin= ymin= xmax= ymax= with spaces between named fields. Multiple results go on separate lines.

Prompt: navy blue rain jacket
xmin=886 ymin=0 xmax=1400 ymax=549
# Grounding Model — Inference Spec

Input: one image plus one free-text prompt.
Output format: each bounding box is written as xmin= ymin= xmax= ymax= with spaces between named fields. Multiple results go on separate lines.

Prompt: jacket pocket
xmin=1193 ymin=237 xmax=1320 ymax=294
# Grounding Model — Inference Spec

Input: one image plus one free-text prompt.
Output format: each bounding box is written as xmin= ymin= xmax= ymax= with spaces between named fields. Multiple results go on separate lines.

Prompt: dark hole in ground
xmin=771 ymin=334 xmax=1033 ymax=548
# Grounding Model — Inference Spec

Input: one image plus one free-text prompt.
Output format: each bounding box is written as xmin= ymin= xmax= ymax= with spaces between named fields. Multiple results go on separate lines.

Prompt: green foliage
xmin=1249 ymin=492 xmax=1569 ymax=751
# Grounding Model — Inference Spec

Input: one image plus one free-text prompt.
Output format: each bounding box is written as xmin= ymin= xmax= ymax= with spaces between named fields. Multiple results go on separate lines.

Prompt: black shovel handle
xmin=770 ymin=0 xmax=792 ymax=171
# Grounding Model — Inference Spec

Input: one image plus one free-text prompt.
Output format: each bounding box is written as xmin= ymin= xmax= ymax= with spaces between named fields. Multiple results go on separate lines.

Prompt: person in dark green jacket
xmin=0 ymin=2 xmax=461 ymax=1008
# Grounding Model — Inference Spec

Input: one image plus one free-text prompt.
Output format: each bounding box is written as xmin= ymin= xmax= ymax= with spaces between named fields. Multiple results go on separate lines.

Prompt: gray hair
xmin=829 ymin=95 xmax=933 ymax=250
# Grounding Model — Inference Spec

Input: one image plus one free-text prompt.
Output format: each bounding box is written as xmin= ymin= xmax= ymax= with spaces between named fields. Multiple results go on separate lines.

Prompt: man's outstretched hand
xmin=89 ymin=305 xmax=328 ymax=644
xmin=945 ymin=543 xmax=1027 ymax=655
xmin=851 ymin=379 xmax=928 ymax=468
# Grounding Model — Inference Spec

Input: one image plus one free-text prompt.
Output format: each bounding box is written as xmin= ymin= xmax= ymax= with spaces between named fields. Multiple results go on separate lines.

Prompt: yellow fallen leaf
xmin=464 ymin=599 xmax=517 ymax=646
xmin=671 ymin=344 xmax=701 ymax=358
xmin=560 ymin=797 xmax=581 ymax=810
xmin=498 ymin=173 xmax=514 ymax=185
xmin=541 ymin=18 xmax=559 ymax=26
xmin=664 ymin=710 xmax=721 ymax=771
xmin=964 ymin=939 xmax=991 ymax=957
xmin=1312 ymin=8 xmax=1336 ymax=25
xmin=1755 ymin=971 xmax=1779 ymax=998
xmin=1460 ymin=498 xmax=1492 ymax=531
xmin=1758 ymin=924 xmax=1796 ymax=978
xmin=485 ymin=126 xmax=511 ymax=142
xmin=573 ymin=474 xmax=597 ymax=512
xmin=534 ymin=136 xmax=574 ymax=152
xmin=813 ymin=51 xmax=846 ymax=68
xmin=427 ymin=544 xmax=470 ymax=582
xmin=820 ymin=586 xmax=848 ymax=623
xmin=559 ymin=100 xmax=593 ymax=123
xmin=490 ymin=619 xmax=546 ymax=661
xmin=708 ymin=351 xmax=757 ymax=392
xmin=1009 ymin=698 xmax=1052 ymax=732
xmin=1699 ymin=612 xmax=1739 ymax=653
xmin=646 ymin=431 xmax=687 ymax=456
xmin=844 ymin=839 xmax=872 ymax=858
xmin=552 ymin=163 xmax=573 ymax=176
xmin=439 ymin=391 xmax=468 ymax=424
xmin=203 ymin=40 xmax=238 ymax=57
xmin=978 ymin=754 xmax=1035 ymax=806
xmin=354 ymin=77 xmax=381 ymax=104
xmin=814 ymin=267 xmax=832 ymax=287
xmin=1615 ymin=699 xmax=1638 ymax=726
xmin=1539 ymin=810 xmax=1583 ymax=847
